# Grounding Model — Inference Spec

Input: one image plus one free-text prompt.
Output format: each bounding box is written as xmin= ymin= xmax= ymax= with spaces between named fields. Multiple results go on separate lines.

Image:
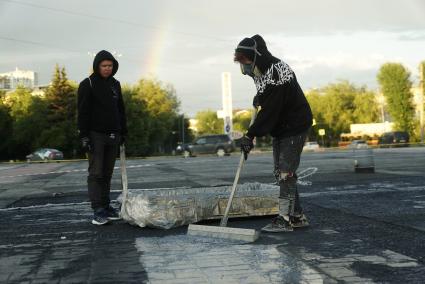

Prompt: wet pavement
xmin=1 ymin=148 xmax=424 ymax=283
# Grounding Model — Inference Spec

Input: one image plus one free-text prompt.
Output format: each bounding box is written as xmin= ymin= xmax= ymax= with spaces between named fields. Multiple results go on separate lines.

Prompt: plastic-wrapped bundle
xmin=119 ymin=182 xmax=279 ymax=229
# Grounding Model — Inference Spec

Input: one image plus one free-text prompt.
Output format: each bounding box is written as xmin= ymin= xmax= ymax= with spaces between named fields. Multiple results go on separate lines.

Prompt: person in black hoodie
xmin=78 ymin=50 xmax=127 ymax=225
xmin=234 ymin=35 xmax=313 ymax=232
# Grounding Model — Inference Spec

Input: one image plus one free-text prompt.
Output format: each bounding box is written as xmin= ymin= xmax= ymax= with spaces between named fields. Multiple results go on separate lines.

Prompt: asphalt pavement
xmin=1 ymin=147 xmax=424 ymax=283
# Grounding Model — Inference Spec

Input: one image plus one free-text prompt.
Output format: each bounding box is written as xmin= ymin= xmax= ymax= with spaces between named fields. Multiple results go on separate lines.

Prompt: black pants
xmin=87 ymin=131 xmax=120 ymax=210
xmin=273 ymin=131 xmax=307 ymax=216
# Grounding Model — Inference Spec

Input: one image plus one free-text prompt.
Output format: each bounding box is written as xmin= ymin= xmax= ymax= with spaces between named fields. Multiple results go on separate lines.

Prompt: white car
xmin=348 ymin=140 xmax=369 ymax=149
xmin=303 ymin=141 xmax=320 ymax=151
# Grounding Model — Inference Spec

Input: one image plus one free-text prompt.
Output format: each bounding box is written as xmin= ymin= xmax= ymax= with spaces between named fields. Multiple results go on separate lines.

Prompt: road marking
xmin=0 ymin=201 xmax=91 ymax=211
xmin=0 ymin=200 xmax=121 ymax=211
xmin=302 ymin=185 xmax=425 ymax=198
xmin=0 ymin=164 xmax=153 ymax=179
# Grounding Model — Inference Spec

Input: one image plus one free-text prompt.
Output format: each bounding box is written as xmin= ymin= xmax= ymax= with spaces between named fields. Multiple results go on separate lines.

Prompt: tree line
xmin=0 ymin=61 xmax=423 ymax=160
xmin=193 ymin=62 xmax=424 ymax=146
xmin=0 ymin=65 xmax=192 ymax=160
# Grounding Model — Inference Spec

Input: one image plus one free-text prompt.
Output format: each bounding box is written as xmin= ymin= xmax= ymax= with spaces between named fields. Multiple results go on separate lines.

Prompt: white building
xmin=0 ymin=67 xmax=38 ymax=90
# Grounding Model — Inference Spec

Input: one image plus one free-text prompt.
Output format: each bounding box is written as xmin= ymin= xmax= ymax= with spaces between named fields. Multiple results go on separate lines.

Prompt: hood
xmin=92 ymin=50 xmax=119 ymax=77
xmin=235 ymin=34 xmax=279 ymax=73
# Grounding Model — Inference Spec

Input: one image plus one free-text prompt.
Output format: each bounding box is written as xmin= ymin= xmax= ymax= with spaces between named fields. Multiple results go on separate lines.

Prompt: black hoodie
xmin=77 ymin=50 xmax=127 ymax=138
xmin=236 ymin=35 xmax=312 ymax=138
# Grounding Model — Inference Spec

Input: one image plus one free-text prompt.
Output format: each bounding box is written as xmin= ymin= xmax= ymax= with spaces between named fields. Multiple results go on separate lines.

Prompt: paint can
xmin=353 ymin=148 xmax=375 ymax=173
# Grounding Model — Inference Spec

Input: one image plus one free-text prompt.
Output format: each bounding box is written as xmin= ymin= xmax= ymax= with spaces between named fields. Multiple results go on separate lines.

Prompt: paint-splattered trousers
xmin=273 ymin=131 xmax=308 ymax=216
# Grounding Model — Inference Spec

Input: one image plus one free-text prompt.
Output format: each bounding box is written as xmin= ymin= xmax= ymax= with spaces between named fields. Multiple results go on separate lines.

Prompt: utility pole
xmin=377 ymin=92 xmax=385 ymax=123
xmin=182 ymin=114 xmax=185 ymax=146
xmin=420 ymin=63 xmax=424 ymax=143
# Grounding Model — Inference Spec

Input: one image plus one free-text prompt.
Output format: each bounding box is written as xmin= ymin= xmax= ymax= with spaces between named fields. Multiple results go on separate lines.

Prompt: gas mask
xmin=240 ymin=64 xmax=262 ymax=78
xmin=237 ymin=39 xmax=262 ymax=78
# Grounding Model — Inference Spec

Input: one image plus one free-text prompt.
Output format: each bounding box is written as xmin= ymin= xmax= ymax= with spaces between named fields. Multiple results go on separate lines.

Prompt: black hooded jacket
xmin=77 ymin=50 xmax=127 ymax=138
xmin=236 ymin=35 xmax=312 ymax=138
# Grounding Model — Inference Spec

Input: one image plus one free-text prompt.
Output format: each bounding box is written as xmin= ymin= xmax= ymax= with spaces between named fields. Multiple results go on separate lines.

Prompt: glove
xmin=81 ymin=137 xmax=92 ymax=152
xmin=252 ymin=95 xmax=260 ymax=108
xmin=120 ymin=135 xmax=126 ymax=146
xmin=240 ymin=135 xmax=254 ymax=160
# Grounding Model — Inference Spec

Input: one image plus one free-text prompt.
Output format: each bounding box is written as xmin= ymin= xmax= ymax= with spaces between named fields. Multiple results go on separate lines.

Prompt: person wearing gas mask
xmin=77 ymin=50 xmax=128 ymax=225
xmin=234 ymin=35 xmax=313 ymax=232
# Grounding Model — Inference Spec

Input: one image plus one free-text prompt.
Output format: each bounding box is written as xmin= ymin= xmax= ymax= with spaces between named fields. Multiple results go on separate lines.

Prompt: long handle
xmin=220 ymin=152 xmax=245 ymax=227
xmin=120 ymin=145 xmax=128 ymax=216
xmin=220 ymin=108 xmax=258 ymax=227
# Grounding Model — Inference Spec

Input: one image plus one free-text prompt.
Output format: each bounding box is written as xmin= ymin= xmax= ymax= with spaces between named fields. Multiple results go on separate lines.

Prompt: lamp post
xmin=420 ymin=64 xmax=424 ymax=143
xmin=376 ymin=92 xmax=385 ymax=123
xmin=181 ymin=114 xmax=185 ymax=146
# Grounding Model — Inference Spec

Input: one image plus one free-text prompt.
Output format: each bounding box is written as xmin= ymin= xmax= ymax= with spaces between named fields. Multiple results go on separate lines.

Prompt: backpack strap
xmin=88 ymin=77 xmax=93 ymax=88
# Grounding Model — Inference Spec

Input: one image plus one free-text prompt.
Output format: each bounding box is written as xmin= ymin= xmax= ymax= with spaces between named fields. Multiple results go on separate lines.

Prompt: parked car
xmin=181 ymin=135 xmax=235 ymax=157
xmin=26 ymin=148 xmax=64 ymax=162
xmin=348 ymin=140 xmax=369 ymax=149
xmin=378 ymin=131 xmax=409 ymax=147
xmin=303 ymin=141 xmax=320 ymax=152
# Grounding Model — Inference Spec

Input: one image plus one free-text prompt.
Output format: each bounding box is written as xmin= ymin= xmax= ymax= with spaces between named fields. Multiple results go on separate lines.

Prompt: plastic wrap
xmin=119 ymin=182 xmax=280 ymax=229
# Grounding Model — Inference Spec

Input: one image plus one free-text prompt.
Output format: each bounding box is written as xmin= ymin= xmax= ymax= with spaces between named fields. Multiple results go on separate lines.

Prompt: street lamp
xmin=376 ymin=92 xmax=385 ymax=123
xmin=419 ymin=62 xmax=425 ymax=143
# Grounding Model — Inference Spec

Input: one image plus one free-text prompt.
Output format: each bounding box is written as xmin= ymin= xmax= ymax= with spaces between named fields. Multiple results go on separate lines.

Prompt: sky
xmin=1 ymin=0 xmax=425 ymax=116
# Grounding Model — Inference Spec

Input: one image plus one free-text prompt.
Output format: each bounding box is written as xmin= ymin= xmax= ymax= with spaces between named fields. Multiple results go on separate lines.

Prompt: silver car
xmin=26 ymin=148 xmax=64 ymax=162
xmin=348 ymin=140 xmax=369 ymax=149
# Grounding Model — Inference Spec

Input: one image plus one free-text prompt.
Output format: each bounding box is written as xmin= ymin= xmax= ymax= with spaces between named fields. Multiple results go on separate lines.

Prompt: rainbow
xmin=143 ymin=22 xmax=169 ymax=76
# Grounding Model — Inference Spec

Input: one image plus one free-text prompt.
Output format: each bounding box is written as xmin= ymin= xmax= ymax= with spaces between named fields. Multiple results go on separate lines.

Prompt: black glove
xmin=81 ymin=137 xmax=92 ymax=153
xmin=240 ymin=135 xmax=254 ymax=160
xmin=120 ymin=135 xmax=126 ymax=146
xmin=252 ymin=95 xmax=260 ymax=108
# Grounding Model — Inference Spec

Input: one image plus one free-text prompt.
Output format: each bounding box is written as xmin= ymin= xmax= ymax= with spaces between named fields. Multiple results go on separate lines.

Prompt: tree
xmin=0 ymin=99 xmax=12 ymax=159
xmin=5 ymin=87 xmax=48 ymax=159
xmin=121 ymin=85 xmax=151 ymax=156
xmin=306 ymin=81 xmax=380 ymax=144
xmin=377 ymin=63 xmax=416 ymax=134
xmin=37 ymin=65 xmax=78 ymax=157
xmin=195 ymin=110 xmax=223 ymax=135
xmin=233 ymin=110 xmax=253 ymax=133
xmin=133 ymin=78 xmax=181 ymax=154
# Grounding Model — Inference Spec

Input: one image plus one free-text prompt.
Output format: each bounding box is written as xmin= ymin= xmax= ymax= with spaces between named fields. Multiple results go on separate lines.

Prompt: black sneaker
xmin=261 ymin=216 xmax=293 ymax=232
xmin=291 ymin=214 xmax=310 ymax=228
xmin=92 ymin=209 xmax=110 ymax=225
xmin=105 ymin=205 xmax=121 ymax=221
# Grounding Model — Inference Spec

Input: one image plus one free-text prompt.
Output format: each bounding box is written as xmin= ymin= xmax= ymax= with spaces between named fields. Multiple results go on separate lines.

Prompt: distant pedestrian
xmin=234 ymin=35 xmax=313 ymax=232
xmin=77 ymin=50 xmax=128 ymax=225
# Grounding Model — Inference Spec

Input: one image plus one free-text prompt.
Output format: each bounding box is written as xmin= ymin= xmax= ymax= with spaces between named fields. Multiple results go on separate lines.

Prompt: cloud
xmin=286 ymin=53 xmax=393 ymax=72
xmin=398 ymin=31 xmax=425 ymax=41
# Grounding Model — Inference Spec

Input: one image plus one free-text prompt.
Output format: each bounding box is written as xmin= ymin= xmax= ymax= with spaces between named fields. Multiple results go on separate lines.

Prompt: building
xmin=0 ymin=68 xmax=38 ymax=90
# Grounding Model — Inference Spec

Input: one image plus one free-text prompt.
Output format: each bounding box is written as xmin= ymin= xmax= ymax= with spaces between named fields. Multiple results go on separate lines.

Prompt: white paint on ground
xmin=135 ymin=235 xmax=324 ymax=284
xmin=0 ymin=164 xmax=153 ymax=179
xmin=302 ymin=185 xmax=425 ymax=198
xmin=0 ymin=200 xmax=120 ymax=211
xmin=299 ymin=248 xmax=419 ymax=283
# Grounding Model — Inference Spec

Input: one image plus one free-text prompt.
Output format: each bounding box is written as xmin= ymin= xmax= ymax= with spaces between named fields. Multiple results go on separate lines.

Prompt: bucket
xmin=353 ymin=148 xmax=375 ymax=173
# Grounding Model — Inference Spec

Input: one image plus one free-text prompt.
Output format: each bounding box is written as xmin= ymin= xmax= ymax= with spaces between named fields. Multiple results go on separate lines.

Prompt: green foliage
xmin=195 ymin=110 xmax=223 ymax=135
xmin=0 ymin=99 xmax=12 ymax=158
xmin=37 ymin=65 xmax=79 ymax=158
xmin=306 ymin=80 xmax=380 ymax=143
xmin=420 ymin=61 xmax=425 ymax=97
xmin=377 ymin=63 xmax=415 ymax=134
xmin=133 ymin=78 xmax=182 ymax=154
xmin=1 ymin=65 xmax=189 ymax=159
xmin=121 ymin=85 xmax=151 ymax=156
xmin=233 ymin=110 xmax=253 ymax=133
xmin=4 ymin=87 xmax=48 ymax=159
